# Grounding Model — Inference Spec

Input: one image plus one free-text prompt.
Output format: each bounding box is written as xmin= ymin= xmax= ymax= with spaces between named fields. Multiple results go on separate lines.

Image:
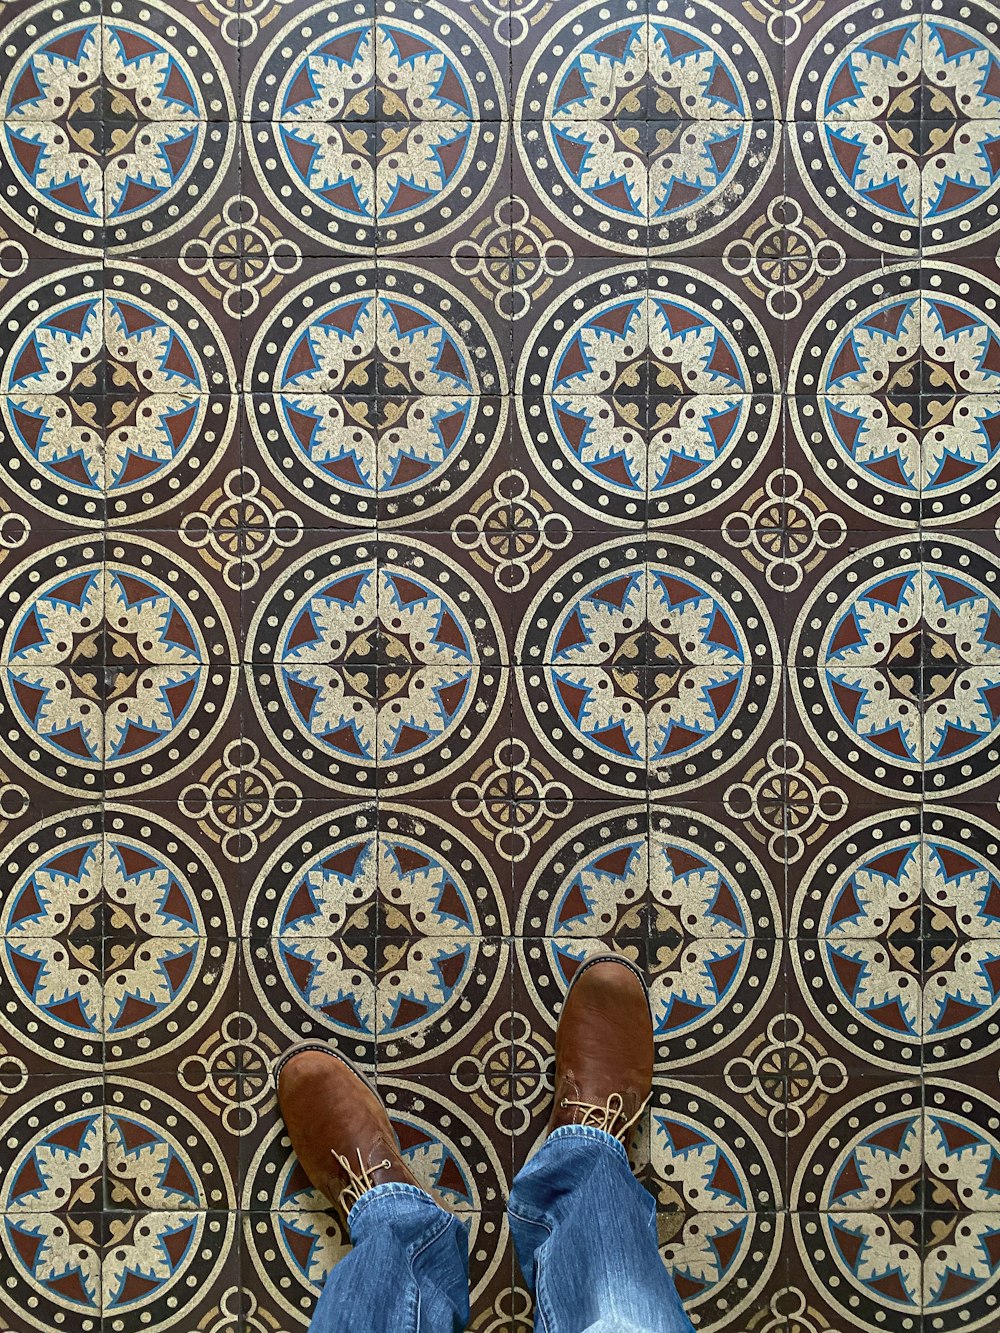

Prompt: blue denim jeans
xmin=308 ymin=1125 xmax=695 ymax=1333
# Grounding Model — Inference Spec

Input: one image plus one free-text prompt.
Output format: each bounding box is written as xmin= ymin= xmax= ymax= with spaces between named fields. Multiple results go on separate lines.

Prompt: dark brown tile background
xmin=0 ymin=0 xmax=999 ymax=1329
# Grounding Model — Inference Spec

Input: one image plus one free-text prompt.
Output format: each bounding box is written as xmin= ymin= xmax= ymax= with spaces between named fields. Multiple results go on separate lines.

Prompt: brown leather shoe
xmin=276 ymin=1042 xmax=424 ymax=1215
xmin=547 ymin=952 xmax=654 ymax=1143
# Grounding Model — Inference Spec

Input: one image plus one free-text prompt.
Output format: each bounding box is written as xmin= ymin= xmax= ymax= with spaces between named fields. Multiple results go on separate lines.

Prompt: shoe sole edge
xmin=565 ymin=950 xmax=650 ymax=1011
xmin=273 ymin=1040 xmax=377 ymax=1097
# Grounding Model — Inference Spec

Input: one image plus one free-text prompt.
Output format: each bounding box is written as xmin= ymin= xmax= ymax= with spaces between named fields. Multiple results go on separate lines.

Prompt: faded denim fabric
xmin=308 ymin=1127 xmax=693 ymax=1333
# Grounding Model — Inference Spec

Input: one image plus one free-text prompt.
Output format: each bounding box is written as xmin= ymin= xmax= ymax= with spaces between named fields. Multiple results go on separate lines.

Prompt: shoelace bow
xmin=332 ymin=1148 xmax=392 ymax=1211
xmin=559 ymin=1090 xmax=652 ymax=1142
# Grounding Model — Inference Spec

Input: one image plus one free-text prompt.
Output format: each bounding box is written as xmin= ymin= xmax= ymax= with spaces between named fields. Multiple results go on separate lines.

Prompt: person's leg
xmin=508 ymin=1126 xmax=692 ymax=1333
xmin=276 ymin=1043 xmax=470 ymax=1333
xmin=308 ymin=1183 xmax=469 ymax=1333
xmin=508 ymin=955 xmax=694 ymax=1333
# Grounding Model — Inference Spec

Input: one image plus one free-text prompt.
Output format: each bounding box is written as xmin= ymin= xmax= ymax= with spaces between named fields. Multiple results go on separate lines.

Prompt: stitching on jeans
xmin=406 ymin=1211 xmax=457 ymax=1333
xmin=408 ymin=1281 xmax=421 ymax=1332
xmin=544 ymin=1124 xmax=631 ymax=1166
xmin=534 ymin=1234 xmax=557 ymax=1333
xmin=508 ymin=1211 xmax=555 ymax=1333
xmin=348 ymin=1181 xmax=431 ymax=1228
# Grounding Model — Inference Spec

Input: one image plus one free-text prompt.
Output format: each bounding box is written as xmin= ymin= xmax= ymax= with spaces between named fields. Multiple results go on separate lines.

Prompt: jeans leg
xmin=308 ymin=1183 xmax=470 ymax=1333
xmin=507 ymin=1126 xmax=695 ymax=1333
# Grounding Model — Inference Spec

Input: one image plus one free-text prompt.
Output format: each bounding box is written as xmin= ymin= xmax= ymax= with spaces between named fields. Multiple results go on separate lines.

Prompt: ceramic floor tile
xmin=1 ymin=1211 xmax=104 ymax=1328
xmin=2 ymin=0 xmax=1000 ymax=1327
xmin=103 ymin=1215 xmax=240 ymax=1329
xmin=240 ymin=8 xmax=508 ymax=258
xmin=784 ymin=1212 xmax=925 ymax=1333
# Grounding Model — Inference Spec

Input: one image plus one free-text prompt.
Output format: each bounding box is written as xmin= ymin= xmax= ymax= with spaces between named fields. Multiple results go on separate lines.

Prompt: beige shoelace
xmin=332 ymin=1148 xmax=392 ymax=1211
xmin=559 ymin=1090 xmax=652 ymax=1142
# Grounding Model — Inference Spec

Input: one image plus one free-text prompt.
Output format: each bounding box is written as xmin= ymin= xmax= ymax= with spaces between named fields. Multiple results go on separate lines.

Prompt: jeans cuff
xmin=542 ymin=1123 xmax=631 ymax=1167
xmin=346 ymin=1181 xmax=444 ymax=1232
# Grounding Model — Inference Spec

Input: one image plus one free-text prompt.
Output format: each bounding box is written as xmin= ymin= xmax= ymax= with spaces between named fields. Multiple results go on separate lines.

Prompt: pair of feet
xmin=277 ymin=954 xmax=654 ymax=1216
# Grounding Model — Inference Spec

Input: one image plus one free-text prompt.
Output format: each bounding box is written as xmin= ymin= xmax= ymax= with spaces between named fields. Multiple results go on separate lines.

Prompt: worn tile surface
xmin=2 ymin=0 xmax=1000 ymax=1328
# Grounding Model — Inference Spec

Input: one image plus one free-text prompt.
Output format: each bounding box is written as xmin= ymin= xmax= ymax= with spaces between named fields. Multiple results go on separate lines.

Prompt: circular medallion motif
xmin=247 ymin=264 xmax=507 ymax=526
xmin=0 ymin=538 xmax=236 ymax=795
xmin=518 ymin=265 xmax=779 ymax=525
xmin=243 ymin=1081 xmax=505 ymax=1322
xmin=515 ymin=538 xmax=778 ymax=795
xmin=246 ymin=3 xmax=507 ymax=252
xmin=789 ymin=6 xmax=1000 ymax=255
xmin=0 ymin=807 xmax=234 ymax=1068
xmin=0 ymin=0 xmax=235 ymax=252
xmin=246 ymin=538 xmax=505 ymax=793
xmin=789 ymin=264 xmax=1000 ymax=525
xmin=515 ymin=807 xmax=779 ymax=1068
xmin=244 ymin=804 xmax=508 ymax=1067
xmin=793 ymin=809 xmax=1000 ymax=1070
xmin=515 ymin=4 xmax=779 ymax=253
xmin=0 ymin=264 xmax=236 ymax=526
xmin=792 ymin=1081 xmax=1000 ymax=1330
xmin=789 ymin=537 xmax=1000 ymax=796
xmin=651 ymin=1081 xmax=782 ymax=1325
xmin=0 ymin=1079 xmax=234 ymax=1330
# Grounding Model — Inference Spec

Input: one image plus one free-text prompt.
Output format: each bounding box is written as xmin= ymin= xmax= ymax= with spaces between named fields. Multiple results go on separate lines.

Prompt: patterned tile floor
xmin=1 ymin=0 xmax=1000 ymax=1329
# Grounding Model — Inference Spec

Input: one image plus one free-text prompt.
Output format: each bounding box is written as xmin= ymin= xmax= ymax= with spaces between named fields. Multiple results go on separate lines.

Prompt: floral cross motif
xmin=724 ymin=741 xmax=849 ymax=864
